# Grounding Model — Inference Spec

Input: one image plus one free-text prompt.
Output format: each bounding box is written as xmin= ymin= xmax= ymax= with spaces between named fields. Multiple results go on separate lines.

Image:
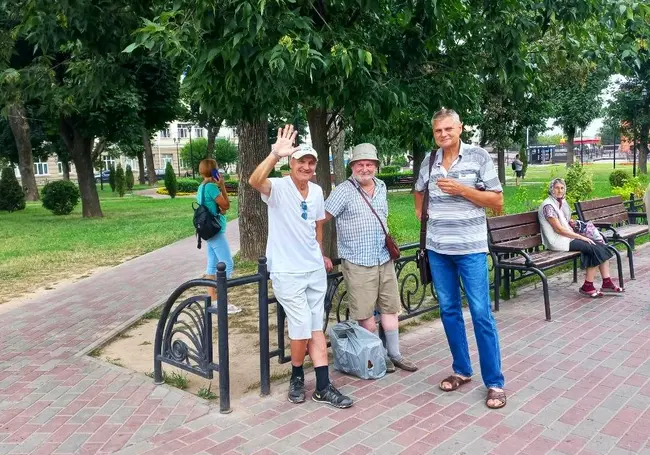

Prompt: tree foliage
xmin=164 ymin=162 xmax=177 ymax=198
xmin=41 ymin=180 xmax=80 ymax=215
xmin=115 ymin=164 xmax=126 ymax=197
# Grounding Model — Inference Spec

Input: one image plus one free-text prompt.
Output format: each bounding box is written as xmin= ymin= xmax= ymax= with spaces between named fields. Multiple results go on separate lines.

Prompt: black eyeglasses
xmin=300 ymin=201 xmax=308 ymax=220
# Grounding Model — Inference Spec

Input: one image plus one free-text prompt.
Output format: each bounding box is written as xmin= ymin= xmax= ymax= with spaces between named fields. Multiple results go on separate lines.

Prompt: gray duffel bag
xmin=329 ymin=321 xmax=386 ymax=380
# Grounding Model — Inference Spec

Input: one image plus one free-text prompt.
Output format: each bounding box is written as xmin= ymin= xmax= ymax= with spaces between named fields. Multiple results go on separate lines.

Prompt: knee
xmin=359 ymin=317 xmax=377 ymax=333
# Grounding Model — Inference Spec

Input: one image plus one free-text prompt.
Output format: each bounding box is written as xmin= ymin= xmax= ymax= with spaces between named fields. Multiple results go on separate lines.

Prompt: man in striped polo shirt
xmin=414 ymin=109 xmax=506 ymax=409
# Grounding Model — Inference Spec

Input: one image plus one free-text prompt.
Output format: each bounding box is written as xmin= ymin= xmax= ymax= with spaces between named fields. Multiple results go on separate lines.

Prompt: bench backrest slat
xmin=497 ymin=235 xmax=543 ymax=250
xmin=577 ymin=196 xmax=623 ymax=212
xmin=580 ymin=205 xmax=628 ymax=224
xmin=487 ymin=211 xmax=543 ymax=248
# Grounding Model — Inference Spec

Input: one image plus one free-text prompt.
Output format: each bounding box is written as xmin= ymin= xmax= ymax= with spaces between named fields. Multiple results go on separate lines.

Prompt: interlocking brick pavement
xmin=1 ymin=225 xmax=649 ymax=454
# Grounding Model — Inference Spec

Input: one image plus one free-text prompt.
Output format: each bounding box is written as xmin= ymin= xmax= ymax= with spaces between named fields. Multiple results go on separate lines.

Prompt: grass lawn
xmin=0 ymin=189 xmax=237 ymax=304
xmin=388 ymin=162 xmax=648 ymax=244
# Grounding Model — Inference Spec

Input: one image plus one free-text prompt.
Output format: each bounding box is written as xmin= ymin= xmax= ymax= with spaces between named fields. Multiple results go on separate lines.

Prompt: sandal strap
xmin=440 ymin=375 xmax=470 ymax=391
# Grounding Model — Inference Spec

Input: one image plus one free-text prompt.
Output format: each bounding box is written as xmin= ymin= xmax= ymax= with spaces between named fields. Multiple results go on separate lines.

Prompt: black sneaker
xmin=288 ymin=376 xmax=305 ymax=404
xmin=312 ymin=383 xmax=353 ymax=409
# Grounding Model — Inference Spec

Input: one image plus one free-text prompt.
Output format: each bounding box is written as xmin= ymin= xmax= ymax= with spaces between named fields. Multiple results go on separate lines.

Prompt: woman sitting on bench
xmin=538 ymin=178 xmax=623 ymax=298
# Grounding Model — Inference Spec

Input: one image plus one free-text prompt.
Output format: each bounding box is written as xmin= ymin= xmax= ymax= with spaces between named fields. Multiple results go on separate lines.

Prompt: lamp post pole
xmin=173 ymin=138 xmax=180 ymax=177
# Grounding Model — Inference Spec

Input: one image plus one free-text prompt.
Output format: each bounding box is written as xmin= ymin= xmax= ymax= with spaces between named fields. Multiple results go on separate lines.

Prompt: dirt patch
xmin=96 ymin=261 xmax=435 ymax=402
xmin=97 ymin=276 xmax=297 ymax=401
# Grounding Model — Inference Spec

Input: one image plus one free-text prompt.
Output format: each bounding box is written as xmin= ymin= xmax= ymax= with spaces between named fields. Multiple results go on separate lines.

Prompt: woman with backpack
xmin=198 ymin=159 xmax=241 ymax=314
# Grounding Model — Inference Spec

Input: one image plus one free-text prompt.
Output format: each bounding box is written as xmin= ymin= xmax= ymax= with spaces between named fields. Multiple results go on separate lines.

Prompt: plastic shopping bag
xmin=329 ymin=321 xmax=386 ymax=380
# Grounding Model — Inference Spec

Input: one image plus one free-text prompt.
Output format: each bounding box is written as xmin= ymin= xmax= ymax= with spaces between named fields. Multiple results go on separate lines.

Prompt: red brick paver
xmin=2 ymin=229 xmax=650 ymax=454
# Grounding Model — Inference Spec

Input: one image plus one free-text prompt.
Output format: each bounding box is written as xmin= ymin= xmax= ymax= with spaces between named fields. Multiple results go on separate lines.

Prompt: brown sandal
xmin=486 ymin=388 xmax=506 ymax=409
xmin=439 ymin=375 xmax=471 ymax=392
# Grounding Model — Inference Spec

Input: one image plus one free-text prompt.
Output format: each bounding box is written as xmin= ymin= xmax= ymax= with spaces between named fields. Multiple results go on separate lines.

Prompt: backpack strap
xmin=420 ymin=153 xmax=435 ymax=251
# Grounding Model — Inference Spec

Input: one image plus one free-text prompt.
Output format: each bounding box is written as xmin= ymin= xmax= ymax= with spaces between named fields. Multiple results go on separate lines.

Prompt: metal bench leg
xmin=503 ymin=267 xmax=511 ymax=301
xmin=607 ymin=246 xmax=624 ymax=289
xmin=618 ymin=239 xmax=635 ymax=280
xmin=530 ymin=267 xmax=551 ymax=321
xmin=572 ymin=257 xmax=578 ymax=283
xmin=494 ymin=266 xmax=500 ymax=312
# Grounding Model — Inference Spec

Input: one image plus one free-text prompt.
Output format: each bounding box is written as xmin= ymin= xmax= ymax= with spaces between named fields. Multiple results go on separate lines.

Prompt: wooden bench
xmin=488 ymin=211 xmax=581 ymax=321
xmin=575 ymin=196 xmax=648 ymax=280
xmin=396 ymin=176 xmax=414 ymax=186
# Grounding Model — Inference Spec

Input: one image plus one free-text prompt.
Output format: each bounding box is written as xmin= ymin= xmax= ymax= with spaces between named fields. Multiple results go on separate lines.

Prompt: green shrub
xmin=611 ymin=175 xmax=647 ymax=200
xmin=125 ymin=165 xmax=134 ymax=191
xmin=392 ymin=155 xmax=408 ymax=167
xmin=609 ymin=169 xmax=630 ymax=188
xmin=280 ymin=164 xmax=290 ymax=171
xmin=177 ymin=178 xmax=200 ymax=193
xmin=41 ymin=180 xmax=80 ymax=215
xmin=108 ymin=164 xmax=116 ymax=192
xmin=268 ymin=169 xmax=282 ymax=178
xmin=0 ymin=167 xmax=25 ymax=212
xmin=376 ymin=172 xmax=414 ymax=187
xmin=224 ymin=179 xmax=239 ymax=193
xmin=164 ymin=162 xmax=177 ymax=198
xmin=564 ymin=162 xmax=593 ymax=205
xmin=346 ymin=164 xmax=352 ymax=178
xmin=381 ymin=165 xmax=401 ymax=174
xmin=115 ymin=164 xmax=126 ymax=197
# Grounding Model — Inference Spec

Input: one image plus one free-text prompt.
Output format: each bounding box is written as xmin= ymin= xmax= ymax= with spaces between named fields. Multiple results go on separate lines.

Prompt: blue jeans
xmin=206 ymin=232 xmax=233 ymax=279
xmin=428 ymin=250 xmax=504 ymax=388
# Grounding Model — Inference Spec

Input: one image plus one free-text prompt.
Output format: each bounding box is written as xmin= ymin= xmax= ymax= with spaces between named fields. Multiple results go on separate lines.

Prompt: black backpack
xmin=193 ymin=184 xmax=222 ymax=249
xmin=511 ymin=161 xmax=516 ymax=170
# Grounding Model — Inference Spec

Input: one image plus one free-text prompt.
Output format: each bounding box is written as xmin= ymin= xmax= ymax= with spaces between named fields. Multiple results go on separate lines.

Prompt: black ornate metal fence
xmin=153 ymin=243 xmax=446 ymax=413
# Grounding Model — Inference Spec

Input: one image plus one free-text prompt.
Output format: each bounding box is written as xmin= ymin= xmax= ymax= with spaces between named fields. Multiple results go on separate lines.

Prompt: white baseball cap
xmin=291 ymin=144 xmax=318 ymax=161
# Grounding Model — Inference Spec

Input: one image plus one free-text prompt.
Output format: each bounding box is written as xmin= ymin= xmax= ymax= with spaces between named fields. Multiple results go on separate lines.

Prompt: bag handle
xmin=419 ymin=153 xmax=435 ymax=251
xmin=349 ymin=178 xmax=389 ymax=236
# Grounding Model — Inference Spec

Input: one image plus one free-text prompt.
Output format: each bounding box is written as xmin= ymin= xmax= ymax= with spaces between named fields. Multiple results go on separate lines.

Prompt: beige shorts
xmin=341 ymin=260 xmax=402 ymax=320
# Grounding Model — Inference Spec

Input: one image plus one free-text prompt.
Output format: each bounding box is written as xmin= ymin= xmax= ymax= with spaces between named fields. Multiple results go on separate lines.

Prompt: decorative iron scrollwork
xmin=159 ymin=295 xmax=214 ymax=379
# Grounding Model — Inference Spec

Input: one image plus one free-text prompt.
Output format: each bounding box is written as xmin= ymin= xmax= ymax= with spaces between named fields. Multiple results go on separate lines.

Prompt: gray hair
xmin=431 ymin=109 xmax=461 ymax=126
xmin=548 ymin=178 xmax=566 ymax=196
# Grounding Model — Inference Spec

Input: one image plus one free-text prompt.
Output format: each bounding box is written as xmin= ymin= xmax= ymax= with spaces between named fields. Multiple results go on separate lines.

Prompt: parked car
xmin=94 ymin=170 xmax=111 ymax=183
xmin=144 ymin=169 xmax=167 ymax=181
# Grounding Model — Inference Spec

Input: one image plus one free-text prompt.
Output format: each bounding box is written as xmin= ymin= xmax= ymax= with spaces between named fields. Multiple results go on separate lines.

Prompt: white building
xmin=15 ymin=121 xmax=238 ymax=184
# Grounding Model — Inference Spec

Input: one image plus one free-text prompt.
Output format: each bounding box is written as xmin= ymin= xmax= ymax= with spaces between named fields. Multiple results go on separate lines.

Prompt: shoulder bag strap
xmin=349 ymin=178 xmax=389 ymax=236
xmin=419 ymin=154 xmax=435 ymax=250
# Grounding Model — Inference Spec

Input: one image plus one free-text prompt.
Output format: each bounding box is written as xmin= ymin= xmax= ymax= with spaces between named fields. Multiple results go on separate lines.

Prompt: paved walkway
xmin=1 ymin=229 xmax=649 ymax=455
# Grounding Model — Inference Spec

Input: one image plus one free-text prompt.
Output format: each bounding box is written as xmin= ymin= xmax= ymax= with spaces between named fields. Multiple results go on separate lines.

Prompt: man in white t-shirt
xmin=249 ymin=124 xmax=353 ymax=409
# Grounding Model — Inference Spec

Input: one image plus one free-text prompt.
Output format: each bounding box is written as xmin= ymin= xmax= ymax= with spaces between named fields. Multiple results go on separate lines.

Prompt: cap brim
xmin=292 ymin=151 xmax=318 ymax=161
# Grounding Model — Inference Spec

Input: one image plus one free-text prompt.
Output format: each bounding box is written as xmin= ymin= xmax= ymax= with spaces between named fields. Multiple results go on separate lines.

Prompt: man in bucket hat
xmin=249 ymin=124 xmax=353 ymax=408
xmin=324 ymin=143 xmax=418 ymax=373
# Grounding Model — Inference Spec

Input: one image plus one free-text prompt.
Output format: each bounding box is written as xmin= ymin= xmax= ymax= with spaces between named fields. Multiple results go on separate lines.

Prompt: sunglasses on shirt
xmin=300 ymin=201 xmax=308 ymax=220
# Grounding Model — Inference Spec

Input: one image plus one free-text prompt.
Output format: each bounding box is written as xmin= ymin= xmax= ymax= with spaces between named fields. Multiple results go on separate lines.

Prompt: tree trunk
xmin=639 ymin=122 xmax=649 ymax=175
xmin=496 ymin=147 xmax=506 ymax=185
xmin=143 ymin=129 xmax=157 ymax=185
xmin=328 ymin=114 xmax=346 ymax=185
xmin=238 ymin=118 xmax=270 ymax=261
xmin=205 ymin=119 xmax=222 ymax=159
xmin=60 ymin=116 xmax=103 ymax=217
xmin=565 ymin=128 xmax=575 ymax=167
xmin=137 ymin=151 xmax=146 ymax=184
xmin=307 ymin=107 xmax=336 ymax=257
xmin=62 ymin=161 xmax=70 ymax=180
xmin=412 ymin=140 xmax=427 ymax=193
xmin=7 ymin=102 xmax=39 ymax=201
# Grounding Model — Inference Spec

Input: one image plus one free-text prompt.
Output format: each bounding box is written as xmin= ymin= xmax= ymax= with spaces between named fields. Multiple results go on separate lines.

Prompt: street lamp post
xmin=580 ymin=128 xmax=584 ymax=165
xmin=173 ymin=137 xmax=181 ymax=177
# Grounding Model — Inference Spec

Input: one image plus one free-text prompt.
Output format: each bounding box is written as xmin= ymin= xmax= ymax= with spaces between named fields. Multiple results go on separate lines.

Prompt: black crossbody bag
xmin=416 ymin=156 xmax=435 ymax=285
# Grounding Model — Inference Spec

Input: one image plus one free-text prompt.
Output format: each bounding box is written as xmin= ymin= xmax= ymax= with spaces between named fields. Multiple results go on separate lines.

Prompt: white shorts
xmin=270 ymin=268 xmax=327 ymax=340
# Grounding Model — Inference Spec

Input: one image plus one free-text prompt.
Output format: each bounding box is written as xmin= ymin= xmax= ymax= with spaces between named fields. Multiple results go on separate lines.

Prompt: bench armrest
xmin=627 ymin=212 xmax=647 ymax=219
xmin=489 ymin=246 xmax=534 ymax=266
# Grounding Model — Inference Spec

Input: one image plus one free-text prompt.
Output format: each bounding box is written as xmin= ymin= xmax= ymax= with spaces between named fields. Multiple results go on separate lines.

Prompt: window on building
xmin=103 ymin=156 xmax=116 ymax=170
xmin=160 ymin=127 xmax=171 ymax=138
xmin=194 ymin=127 xmax=204 ymax=138
xmin=57 ymin=162 xmax=63 ymax=174
xmin=33 ymin=161 xmax=49 ymax=176
xmin=162 ymin=154 xmax=174 ymax=167
xmin=177 ymin=123 xmax=191 ymax=138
